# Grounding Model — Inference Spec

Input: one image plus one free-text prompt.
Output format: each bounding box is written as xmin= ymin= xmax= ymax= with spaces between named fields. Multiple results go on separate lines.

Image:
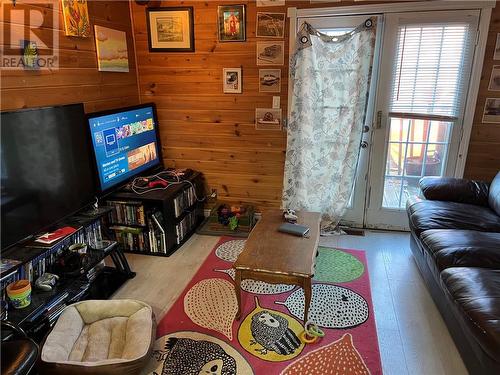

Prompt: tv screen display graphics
xmin=86 ymin=103 xmax=163 ymax=193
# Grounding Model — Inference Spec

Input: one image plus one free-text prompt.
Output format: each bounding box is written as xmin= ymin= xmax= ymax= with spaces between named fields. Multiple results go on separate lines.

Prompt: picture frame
xmin=223 ymin=68 xmax=242 ymax=94
xmin=482 ymin=98 xmax=500 ymax=123
xmin=61 ymin=0 xmax=90 ymax=37
xmin=257 ymin=41 xmax=284 ymax=66
xmin=256 ymin=12 xmax=286 ymax=38
xmin=146 ymin=7 xmax=194 ymax=52
xmin=217 ymin=4 xmax=246 ymax=42
xmin=488 ymin=65 xmax=500 ymax=91
xmin=257 ymin=0 xmax=285 ymax=6
xmin=494 ymin=33 xmax=500 ymax=60
xmin=259 ymin=69 xmax=281 ymax=93
xmin=94 ymin=25 xmax=129 ymax=73
xmin=256 ymin=108 xmax=282 ymax=130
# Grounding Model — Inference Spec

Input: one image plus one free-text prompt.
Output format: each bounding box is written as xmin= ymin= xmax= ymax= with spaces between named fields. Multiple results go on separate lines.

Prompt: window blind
xmin=389 ymin=19 xmax=476 ymax=120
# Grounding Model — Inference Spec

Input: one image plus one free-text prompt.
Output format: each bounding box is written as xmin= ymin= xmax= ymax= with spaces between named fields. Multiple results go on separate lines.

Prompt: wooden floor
xmin=112 ymin=231 xmax=467 ymax=375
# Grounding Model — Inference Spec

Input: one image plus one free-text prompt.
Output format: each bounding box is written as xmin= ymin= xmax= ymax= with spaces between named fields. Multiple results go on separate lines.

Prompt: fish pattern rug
xmin=144 ymin=237 xmax=382 ymax=375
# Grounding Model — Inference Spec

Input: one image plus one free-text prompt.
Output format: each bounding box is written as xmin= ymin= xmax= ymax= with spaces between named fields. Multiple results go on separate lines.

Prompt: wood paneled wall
xmin=464 ymin=5 xmax=500 ymax=182
xmin=132 ymin=0 xmax=296 ymax=209
xmin=1 ymin=0 xmax=139 ymax=113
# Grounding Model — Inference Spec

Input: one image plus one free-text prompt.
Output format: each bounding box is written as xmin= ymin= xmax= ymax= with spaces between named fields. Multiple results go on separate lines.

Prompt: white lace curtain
xmin=282 ymin=18 xmax=377 ymax=231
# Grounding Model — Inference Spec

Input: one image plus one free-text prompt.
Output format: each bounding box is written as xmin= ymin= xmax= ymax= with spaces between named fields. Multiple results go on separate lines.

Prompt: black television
xmin=86 ymin=103 xmax=163 ymax=193
xmin=1 ymin=103 xmax=97 ymax=250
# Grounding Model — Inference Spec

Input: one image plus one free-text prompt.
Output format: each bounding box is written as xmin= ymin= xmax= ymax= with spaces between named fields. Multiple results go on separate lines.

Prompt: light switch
xmin=272 ymin=96 xmax=280 ymax=109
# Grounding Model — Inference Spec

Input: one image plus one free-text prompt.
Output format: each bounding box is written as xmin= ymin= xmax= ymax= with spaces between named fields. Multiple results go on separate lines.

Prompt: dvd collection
xmin=0 ymin=221 xmax=102 ymax=295
xmin=173 ymin=185 xmax=197 ymax=218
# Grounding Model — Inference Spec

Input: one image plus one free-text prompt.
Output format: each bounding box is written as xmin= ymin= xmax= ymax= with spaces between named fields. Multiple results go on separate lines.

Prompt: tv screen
xmin=1 ymin=103 xmax=96 ymax=250
xmin=86 ymin=103 xmax=162 ymax=192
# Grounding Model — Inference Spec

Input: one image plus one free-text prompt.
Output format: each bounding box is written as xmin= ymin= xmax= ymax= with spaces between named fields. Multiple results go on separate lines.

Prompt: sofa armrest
xmin=419 ymin=177 xmax=490 ymax=206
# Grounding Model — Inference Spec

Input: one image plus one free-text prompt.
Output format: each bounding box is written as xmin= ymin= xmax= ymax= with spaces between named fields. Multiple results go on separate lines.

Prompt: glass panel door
xmin=365 ymin=10 xmax=479 ymax=230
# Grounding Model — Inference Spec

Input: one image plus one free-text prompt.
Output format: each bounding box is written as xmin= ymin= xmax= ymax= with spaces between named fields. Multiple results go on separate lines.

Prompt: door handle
xmin=360 ymin=141 xmax=368 ymax=149
xmin=363 ymin=125 xmax=370 ymax=133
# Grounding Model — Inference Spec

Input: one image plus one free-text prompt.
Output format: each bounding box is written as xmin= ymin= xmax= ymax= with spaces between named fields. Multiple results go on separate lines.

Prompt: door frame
xmin=288 ymin=0 xmax=493 ymax=179
xmin=287 ymin=1 xmax=493 ymax=229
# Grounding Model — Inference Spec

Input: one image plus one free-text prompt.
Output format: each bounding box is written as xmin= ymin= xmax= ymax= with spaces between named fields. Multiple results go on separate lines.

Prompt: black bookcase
xmin=104 ymin=172 xmax=205 ymax=257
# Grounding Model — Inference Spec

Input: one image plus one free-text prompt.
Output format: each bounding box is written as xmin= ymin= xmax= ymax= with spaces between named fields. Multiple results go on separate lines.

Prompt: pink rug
xmin=146 ymin=237 xmax=382 ymax=374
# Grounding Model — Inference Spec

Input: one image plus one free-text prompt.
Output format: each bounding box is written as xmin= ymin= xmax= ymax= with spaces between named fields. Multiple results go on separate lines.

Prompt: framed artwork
xmin=256 ymin=108 xmax=282 ymax=130
xmin=494 ymin=33 xmax=500 ymax=60
xmin=257 ymin=41 xmax=284 ymax=65
xmin=259 ymin=69 xmax=281 ymax=93
xmin=146 ymin=7 xmax=195 ymax=52
xmin=257 ymin=0 xmax=285 ymax=6
xmin=217 ymin=5 xmax=246 ymax=42
xmin=94 ymin=25 xmax=129 ymax=72
xmin=482 ymin=98 xmax=500 ymax=123
xmin=62 ymin=0 xmax=90 ymax=37
xmin=488 ymin=66 xmax=500 ymax=91
xmin=256 ymin=13 xmax=285 ymax=38
xmin=223 ymin=68 xmax=242 ymax=93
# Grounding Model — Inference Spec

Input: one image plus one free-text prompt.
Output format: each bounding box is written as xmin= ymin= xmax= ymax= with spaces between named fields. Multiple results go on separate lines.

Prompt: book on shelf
xmin=173 ymin=185 xmax=197 ymax=218
xmin=106 ymin=200 xmax=146 ymax=226
xmin=34 ymin=226 xmax=77 ymax=245
xmin=110 ymin=209 xmax=167 ymax=254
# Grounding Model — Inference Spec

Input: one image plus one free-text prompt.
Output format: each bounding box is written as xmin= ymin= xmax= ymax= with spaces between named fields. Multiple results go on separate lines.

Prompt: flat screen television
xmin=1 ymin=103 xmax=97 ymax=250
xmin=86 ymin=103 xmax=163 ymax=193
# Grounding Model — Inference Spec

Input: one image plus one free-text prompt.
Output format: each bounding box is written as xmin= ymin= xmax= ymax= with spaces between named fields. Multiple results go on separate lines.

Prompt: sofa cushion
xmin=441 ymin=268 xmax=500 ymax=362
xmin=407 ymin=200 xmax=500 ymax=236
xmin=420 ymin=230 xmax=500 ymax=272
xmin=489 ymin=172 xmax=500 ymax=217
xmin=420 ymin=176 xmax=490 ymax=206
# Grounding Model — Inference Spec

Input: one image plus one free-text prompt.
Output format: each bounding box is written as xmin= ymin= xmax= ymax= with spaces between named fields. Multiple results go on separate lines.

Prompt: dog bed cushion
xmin=40 ymin=299 xmax=154 ymax=375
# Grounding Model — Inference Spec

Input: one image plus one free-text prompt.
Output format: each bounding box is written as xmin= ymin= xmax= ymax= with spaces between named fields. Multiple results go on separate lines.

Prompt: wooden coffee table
xmin=233 ymin=210 xmax=321 ymax=322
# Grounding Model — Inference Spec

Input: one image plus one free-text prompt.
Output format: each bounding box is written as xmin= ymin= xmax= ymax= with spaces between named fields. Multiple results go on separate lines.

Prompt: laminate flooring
xmin=113 ymin=231 xmax=467 ymax=375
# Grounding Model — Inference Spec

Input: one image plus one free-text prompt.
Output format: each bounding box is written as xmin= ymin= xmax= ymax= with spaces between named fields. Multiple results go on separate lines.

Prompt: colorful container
xmin=6 ymin=280 xmax=32 ymax=309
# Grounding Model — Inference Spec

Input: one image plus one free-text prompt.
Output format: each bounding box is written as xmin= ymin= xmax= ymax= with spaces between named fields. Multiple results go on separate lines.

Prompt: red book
xmin=34 ymin=226 xmax=77 ymax=245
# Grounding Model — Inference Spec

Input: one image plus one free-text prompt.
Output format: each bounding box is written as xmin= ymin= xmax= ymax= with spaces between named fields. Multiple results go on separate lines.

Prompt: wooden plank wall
xmin=464 ymin=5 xmax=500 ymax=182
xmin=0 ymin=0 xmax=139 ymax=113
xmin=131 ymin=0 xmax=386 ymax=209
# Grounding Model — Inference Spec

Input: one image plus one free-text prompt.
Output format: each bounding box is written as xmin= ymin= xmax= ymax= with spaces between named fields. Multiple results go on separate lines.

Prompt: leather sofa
xmin=407 ymin=172 xmax=500 ymax=375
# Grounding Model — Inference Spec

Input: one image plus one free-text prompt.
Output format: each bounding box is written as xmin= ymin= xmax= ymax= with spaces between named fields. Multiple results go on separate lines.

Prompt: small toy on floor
xmin=283 ymin=209 xmax=298 ymax=223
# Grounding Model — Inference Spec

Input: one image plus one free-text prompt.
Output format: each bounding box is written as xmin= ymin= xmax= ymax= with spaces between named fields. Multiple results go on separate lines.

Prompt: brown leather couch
xmin=407 ymin=172 xmax=500 ymax=375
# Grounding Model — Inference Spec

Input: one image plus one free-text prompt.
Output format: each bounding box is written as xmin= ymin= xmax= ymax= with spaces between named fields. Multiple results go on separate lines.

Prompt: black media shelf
xmin=104 ymin=171 xmax=205 ymax=257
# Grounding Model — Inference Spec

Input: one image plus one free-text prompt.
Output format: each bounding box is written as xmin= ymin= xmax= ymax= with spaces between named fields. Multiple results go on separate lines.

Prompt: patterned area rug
xmin=144 ymin=237 xmax=382 ymax=375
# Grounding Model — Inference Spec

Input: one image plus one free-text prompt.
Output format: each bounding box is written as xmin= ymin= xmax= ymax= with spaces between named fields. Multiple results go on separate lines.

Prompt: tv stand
xmin=103 ymin=171 xmax=205 ymax=257
xmin=1 ymin=208 xmax=135 ymax=342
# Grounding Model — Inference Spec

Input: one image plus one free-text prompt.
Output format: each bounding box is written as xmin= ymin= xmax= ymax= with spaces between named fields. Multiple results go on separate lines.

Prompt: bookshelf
xmin=104 ymin=172 xmax=205 ymax=257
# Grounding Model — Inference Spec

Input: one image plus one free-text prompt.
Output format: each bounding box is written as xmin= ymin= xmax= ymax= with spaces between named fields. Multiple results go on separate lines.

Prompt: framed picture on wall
xmin=482 ymin=98 xmax=500 ymax=123
xmin=256 ymin=12 xmax=286 ymax=38
xmin=257 ymin=0 xmax=285 ymax=6
xmin=217 ymin=5 xmax=246 ymax=42
xmin=255 ymin=108 xmax=282 ymax=130
xmin=61 ymin=0 xmax=90 ymax=37
xmin=94 ymin=26 xmax=129 ymax=72
xmin=146 ymin=7 xmax=195 ymax=52
xmin=259 ymin=69 xmax=281 ymax=92
xmin=488 ymin=66 xmax=500 ymax=91
xmin=223 ymin=68 xmax=242 ymax=93
xmin=257 ymin=41 xmax=284 ymax=65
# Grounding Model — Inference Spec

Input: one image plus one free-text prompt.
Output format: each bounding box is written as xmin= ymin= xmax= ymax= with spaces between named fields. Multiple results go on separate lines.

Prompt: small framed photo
xmin=256 ymin=12 xmax=285 ymax=38
xmin=257 ymin=41 xmax=284 ymax=65
xmin=259 ymin=69 xmax=281 ymax=93
xmin=146 ymin=7 xmax=194 ymax=52
xmin=494 ymin=33 xmax=500 ymax=60
xmin=223 ymin=68 xmax=242 ymax=93
xmin=218 ymin=5 xmax=246 ymax=42
xmin=482 ymin=98 xmax=500 ymax=123
xmin=489 ymin=66 xmax=500 ymax=91
xmin=256 ymin=108 xmax=282 ymax=130
xmin=257 ymin=0 xmax=285 ymax=6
